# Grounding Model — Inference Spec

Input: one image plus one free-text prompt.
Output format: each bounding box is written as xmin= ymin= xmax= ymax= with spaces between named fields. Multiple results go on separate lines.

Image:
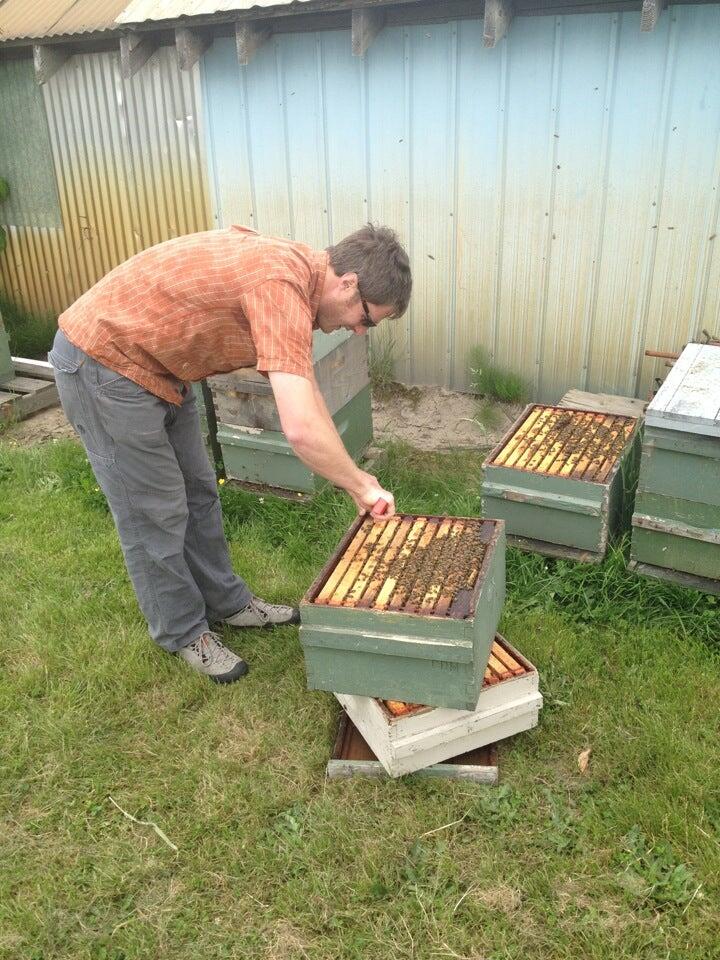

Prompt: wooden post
xmin=483 ymin=0 xmax=513 ymax=48
xmin=175 ymin=27 xmax=211 ymax=71
xmin=120 ymin=31 xmax=157 ymax=80
xmin=640 ymin=0 xmax=664 ymax=31
xmin=352 ymin=8 xmax=386 ymax=57
xmin=33 ymin=44 xmax=71 ymax=85
xmin=235 ymin=22 xmax=271 ymax=66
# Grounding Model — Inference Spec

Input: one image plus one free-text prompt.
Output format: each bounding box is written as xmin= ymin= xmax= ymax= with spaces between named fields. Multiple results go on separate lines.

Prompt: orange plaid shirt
xmin=59 ymin=226 xmax=328 ymax=405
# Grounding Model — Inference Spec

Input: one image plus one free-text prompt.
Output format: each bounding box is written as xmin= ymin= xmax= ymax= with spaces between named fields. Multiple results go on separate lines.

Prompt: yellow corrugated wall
xmin=0 ymin=46 xmax=211 ymax=317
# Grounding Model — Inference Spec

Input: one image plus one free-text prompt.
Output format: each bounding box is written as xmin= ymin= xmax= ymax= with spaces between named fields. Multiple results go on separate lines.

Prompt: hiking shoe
xmin=176 ymin=632 xmax=249 ymax=684
xmin=221 ymin=596 xmax=300 ymax=628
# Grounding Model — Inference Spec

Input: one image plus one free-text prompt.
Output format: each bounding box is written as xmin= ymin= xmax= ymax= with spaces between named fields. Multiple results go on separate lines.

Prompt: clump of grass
xmin=506 ymin=538 xmax=720 ymax=647
xmin=368 ymin=330 xmax=396 ymax=400
xmin=0 ymin=292 xmax=57 ymax=359
xmin=618 ymin=826 xmax=698 ymax=909
xmin=469 ymin=346 xmax=527 ymax=404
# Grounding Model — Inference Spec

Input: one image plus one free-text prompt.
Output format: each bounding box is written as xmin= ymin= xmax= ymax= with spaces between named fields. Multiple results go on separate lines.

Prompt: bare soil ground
xmin=2 ymin=386 xmax=522 ymax=452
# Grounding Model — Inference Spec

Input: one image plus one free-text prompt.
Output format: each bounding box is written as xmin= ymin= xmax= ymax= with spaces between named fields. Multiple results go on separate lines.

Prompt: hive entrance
xmin=490 ymin=406 xmax=636 ymax=482
xmin=312 ymin=516 xmax=491 ymax=617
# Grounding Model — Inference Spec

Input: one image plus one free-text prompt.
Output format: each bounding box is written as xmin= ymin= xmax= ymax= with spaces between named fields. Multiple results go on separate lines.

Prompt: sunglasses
xmin=359 ymin=295 xmax=377 ymax=329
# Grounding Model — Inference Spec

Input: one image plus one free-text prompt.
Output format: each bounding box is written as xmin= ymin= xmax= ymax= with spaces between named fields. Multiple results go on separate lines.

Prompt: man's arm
xmin=269 ymin=370 xmax=394 ymax=518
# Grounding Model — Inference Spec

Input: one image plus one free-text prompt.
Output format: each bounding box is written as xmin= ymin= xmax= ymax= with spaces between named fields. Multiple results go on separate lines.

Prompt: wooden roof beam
xmin=236 ymin=21 xmax=271 ymax=66
xmin=120 ymin=31 xmax=157 ymax=78
xmin=352 ymin=7 xmax=386 ymax=57
xmin=33 ymin=43 xmax=71 ymax=84
xmin=175 ymin=27 xmax=212 ymax=70
xmin=483 ymin=0 xmax=513 ymax=48
xmin=640 ymin=0 xmax=664 ymax=30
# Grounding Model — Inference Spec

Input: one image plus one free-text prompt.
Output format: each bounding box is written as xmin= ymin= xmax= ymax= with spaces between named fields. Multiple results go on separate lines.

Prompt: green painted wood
xmin=219 ymin=385 xmax=372 ymax=494
xmin=637 ymin=429 xmax=720 ymax=507
xmin=299 ymin=521 xmax=505 ymax=711
xmin=481 ymin=421 xmax=641 ymax=558
xmin=630 ymin=525 xmax=720 ymax=580
xmin=634 ymin=491 xmax=720 ymax=531
xmin=0 ymin=314 xmax=13 ymax=384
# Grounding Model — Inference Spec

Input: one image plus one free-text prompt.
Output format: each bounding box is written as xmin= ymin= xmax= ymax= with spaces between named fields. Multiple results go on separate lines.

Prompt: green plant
xmin=368 ymin=329 xmax=396 ymax=399
xmin=0 ymin=292 xmax=57 ymax=359
xmin=469 ymin=345 xmax=527 ymax=404
xmin=617 ymin=826 xmax=698 ymax=909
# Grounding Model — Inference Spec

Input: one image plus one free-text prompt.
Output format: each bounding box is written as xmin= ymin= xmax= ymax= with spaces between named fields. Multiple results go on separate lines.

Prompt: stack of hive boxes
xmin=300 ymin=513 xmax=542 ymax=779
xmin=630 ymin=343 xmax=720 ymax=594
xmin=210 ymin=331 xmax=372 ymax=494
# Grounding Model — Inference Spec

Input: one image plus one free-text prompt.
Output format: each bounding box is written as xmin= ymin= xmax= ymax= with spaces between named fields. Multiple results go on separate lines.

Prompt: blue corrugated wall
xmin=202 ymin=5 xmax=720 ymax=400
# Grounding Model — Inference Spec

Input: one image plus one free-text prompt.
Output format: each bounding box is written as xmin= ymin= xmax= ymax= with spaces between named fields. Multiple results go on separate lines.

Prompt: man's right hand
xmin=348 ymin=473 xmax=396 ymax=519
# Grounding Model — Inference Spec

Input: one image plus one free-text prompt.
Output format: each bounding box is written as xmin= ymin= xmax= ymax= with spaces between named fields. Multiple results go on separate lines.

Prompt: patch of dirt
xmin=1 ymin=405 xmax=75 ymax=446
xmin=373 ymin=385 xmax=523 ymax=451
xmin=2 ymin=385 xmax=523 ymax=453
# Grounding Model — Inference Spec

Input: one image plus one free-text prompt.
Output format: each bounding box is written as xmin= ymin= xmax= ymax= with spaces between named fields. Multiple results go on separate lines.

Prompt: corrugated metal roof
xmin=116 ymin=0 xmax=314 ymax=25
xmin=0 ymin=0 xmax=129 ymax=42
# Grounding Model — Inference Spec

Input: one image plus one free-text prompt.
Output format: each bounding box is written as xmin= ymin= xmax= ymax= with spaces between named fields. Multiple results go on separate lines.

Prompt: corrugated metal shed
xmin=201 ymin=6 xmax=720 ymax=400
xmin=0 ymin=47 xmax=211 ymax=312
xmin=117 ymin=0 xmax=311 ymax=23
xmin=0 ymin=0 xmax=129 ymax=42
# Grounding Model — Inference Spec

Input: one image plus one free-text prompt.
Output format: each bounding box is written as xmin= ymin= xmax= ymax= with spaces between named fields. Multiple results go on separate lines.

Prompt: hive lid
xmin=487 ymin=405 xmax=637 ymax=483
xmin=305 ymin=514 xmax=498 ymax=619
xmin=646 ymin=343 xmax=720 ymax=438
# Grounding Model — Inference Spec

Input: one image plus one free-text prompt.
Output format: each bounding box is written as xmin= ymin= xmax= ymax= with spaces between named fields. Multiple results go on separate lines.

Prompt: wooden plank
xmin=11 ymin=358 xmax=56 ymax=381
xmin=236 ymin=21 xmax=272 ymax=65
xmin=558 ymin=389 xmax=645 ymax=418
xmin=343 ymin=518 xmax=402 ymax=607
xmin=175 ymin=27 xmax=212 ymax=70
xmin=33 ymin=44 xmax=71 ymax=85
xmin=483 ymin=0 xmax=513 ymax=47
xmin=352 ymin=7 xmax=386 ymax=56
xmin=3 ymin=376 xmax=50 ymax=394
xmin=120 ymin=31 xmax=157 ymax=79
xmin=355 ymin=517 xmax=413 ymax=608
xmin=646 ymin=343 xmax=720 ymax=436
xmin=387 ymin=519 xmax=439 ymax=612
xmin=640 ymin=0 xmax=664 ymax=31
xmin=0 ymin=381 xmax=58 ymax=422
xmin=628 ymin=559 xmax=720 ymax=596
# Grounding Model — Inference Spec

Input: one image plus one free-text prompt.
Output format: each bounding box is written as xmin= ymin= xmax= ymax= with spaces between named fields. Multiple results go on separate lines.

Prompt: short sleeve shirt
xmin=58 ymin=226 xmax=328 ymax=404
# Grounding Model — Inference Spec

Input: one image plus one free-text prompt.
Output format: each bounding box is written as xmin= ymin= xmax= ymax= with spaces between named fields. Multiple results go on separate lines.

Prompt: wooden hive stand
xmin=0 ymin=315 xmax=58 ymax=424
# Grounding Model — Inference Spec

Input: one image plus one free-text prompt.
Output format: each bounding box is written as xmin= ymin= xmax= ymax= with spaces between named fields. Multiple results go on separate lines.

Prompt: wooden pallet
xmin=0 ymin=358 xmax=58 ymax=423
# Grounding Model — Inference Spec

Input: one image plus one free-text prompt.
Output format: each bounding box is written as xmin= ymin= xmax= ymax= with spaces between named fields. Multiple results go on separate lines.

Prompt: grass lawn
xmin=0 ymin=436 xmax=718 ymax=960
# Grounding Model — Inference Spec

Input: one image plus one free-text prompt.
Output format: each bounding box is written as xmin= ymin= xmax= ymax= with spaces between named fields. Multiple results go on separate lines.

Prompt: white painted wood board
xmin=559 ymin=389 xmax=646 ymax=419
xmin=335 ymin=691 xmax=542 ymax=777
xmin=326 ymin=759 xmax=499 ymax=784
xmin=646 ymin=343 xmax=720 ymax=437
xmin=336 ymin=643 xmax=542 ymax=779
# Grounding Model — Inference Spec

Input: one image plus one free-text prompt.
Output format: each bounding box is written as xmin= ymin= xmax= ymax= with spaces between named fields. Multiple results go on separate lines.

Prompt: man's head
xmin=317 ymin=224 xmax=412 ymax=335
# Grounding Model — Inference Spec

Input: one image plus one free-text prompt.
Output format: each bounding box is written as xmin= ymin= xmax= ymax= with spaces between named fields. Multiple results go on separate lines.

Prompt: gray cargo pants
xmin=49 ymin=329 xmax=251 ymax=652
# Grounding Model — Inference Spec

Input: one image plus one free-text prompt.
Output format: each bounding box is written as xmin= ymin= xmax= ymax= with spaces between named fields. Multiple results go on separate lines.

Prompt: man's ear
xmin=339 ymin=271 xmax=358 ymax=291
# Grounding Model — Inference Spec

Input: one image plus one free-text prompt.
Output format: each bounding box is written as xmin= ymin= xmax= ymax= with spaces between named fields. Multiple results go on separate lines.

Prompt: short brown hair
xmin=327 ymin=224 xmax=412 ymax=317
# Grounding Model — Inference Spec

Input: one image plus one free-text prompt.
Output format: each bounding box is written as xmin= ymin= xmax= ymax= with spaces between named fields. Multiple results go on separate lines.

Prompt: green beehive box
xmin=630 ymin=343 xmax=720 ymax=590
xmin=212 ymin=331 xmax=373 ymax=494
xmin=482 ymin=404 xmax=641 ymax=562
xmin=300 ymin=515 xmax=506 ymax=711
